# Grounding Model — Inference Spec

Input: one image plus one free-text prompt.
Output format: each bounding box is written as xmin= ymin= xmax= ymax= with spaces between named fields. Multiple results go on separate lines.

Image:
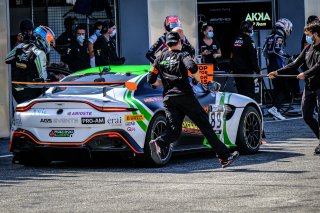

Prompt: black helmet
xmin=307 ymin=15 xmax=319 ymax=24
xmin=19 ymin=19 xmax=34 ymax=33
xmin=240 ymin=21 xmax=253 ymax=33
xmin=100 ymin=21 xmax=115 ymax=34
xmin=64 ymin=16 xmax=78 ymax=31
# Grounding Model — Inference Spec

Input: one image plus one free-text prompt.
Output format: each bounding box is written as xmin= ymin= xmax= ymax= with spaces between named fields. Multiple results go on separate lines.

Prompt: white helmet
xmin=275 ymin=18 xmax=293 ymax=38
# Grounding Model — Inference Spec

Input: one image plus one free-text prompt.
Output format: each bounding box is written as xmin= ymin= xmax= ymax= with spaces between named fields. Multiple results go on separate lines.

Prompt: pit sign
xmin=197 ymin=64 xmax=214 ymax=85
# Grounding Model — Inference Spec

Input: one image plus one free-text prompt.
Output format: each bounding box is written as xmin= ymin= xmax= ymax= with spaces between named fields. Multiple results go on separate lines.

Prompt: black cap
xmin=307 ymin=15 xmax=319 ymax=24
xmin=19 ymin=19 xmax=34 ymax=32
xmin=101 ymin=21 xmax=115 ymax=33
xmin=166 ymin=31 xmax=180 ymax=46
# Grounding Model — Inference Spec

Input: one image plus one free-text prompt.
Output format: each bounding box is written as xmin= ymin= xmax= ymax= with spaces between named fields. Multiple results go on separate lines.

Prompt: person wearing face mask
xmin=55 ymin=16 xmax=78 ymax=64
xmin=64 ymin=25 xmax=90 ymax=72
xmin=94 ymin=21 xmax=125 ymax=66
xmin=88 ymin=21 xmax=103 ymax=68
xmin=199 ymin=23 xmax=222 ymax=69
xmin=263 ymin=18 xmax=294 ymax=120
xmin=268 ymin=21 xmax=320 ymax=155
xmin=230 ymin=20 xmax=260 ymax=100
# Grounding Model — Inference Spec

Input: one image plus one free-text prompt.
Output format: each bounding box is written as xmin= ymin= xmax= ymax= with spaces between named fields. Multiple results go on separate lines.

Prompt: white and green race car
xmin=10 ymin=65 xmax=263 ymax=166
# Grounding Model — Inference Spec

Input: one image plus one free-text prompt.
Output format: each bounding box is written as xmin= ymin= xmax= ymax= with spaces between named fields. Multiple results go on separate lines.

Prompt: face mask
xmin=110 ymin=30 xmax=116 ymax=37
xmin=95 ymin=30 xmax=101 ymax=37
xmin=77 ymin=35 xmax=85 ymax=44
xmin=207 ymin=31 xmax=214 ymax=38
xmin=306 ymin=35 xmax=314 ymax=44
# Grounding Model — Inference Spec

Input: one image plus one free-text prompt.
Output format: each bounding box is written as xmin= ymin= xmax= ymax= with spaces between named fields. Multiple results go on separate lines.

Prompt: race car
xmin=10 ymin=65 xmax=263 ymax=166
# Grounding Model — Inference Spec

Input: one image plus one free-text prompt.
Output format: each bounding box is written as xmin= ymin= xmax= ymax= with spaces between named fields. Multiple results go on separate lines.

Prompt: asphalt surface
xmin=1 ymin=117 xmax=320 ymax=213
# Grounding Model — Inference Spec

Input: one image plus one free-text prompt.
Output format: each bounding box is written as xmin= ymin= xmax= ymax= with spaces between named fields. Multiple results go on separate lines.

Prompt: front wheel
xmin=236 ymin=106 xmax=262 ymax=154
xmin=143 ymin=113 xmax=173 ymax=166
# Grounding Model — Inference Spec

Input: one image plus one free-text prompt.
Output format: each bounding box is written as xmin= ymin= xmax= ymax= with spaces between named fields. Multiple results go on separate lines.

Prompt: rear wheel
xmin=236 ymin=106 xmax=262 ymax=154
xmin=143 ymin=113 xmax=173 ymax=166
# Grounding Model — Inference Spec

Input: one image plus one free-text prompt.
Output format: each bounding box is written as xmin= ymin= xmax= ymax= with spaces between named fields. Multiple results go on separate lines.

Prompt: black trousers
xmin=155 ymin=94 xmax=230 ymax=157
xmin=234 ymin=77 xmax=255 ymax=100
xmin=301 ymin=87 xmax=320 ymax=140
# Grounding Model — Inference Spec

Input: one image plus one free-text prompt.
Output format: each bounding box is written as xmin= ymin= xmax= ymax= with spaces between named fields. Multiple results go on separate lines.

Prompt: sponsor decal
xmin=32 ymin=109 xmax=47 ymax=115
xmin=40 ymin=118 xmax=79 ymax=124
xmin=182 ymin=128 xmax=201 ymax=134
xmin=14 ymin=118 xmax=22 ymax=126
xmin=49 ymin=130 xmax=74 ymax=137
xmin=127 ymin=126 xmax=136 ymax=132
xmin=106 ymin=114 xmax=122 ymax=126
xmin=67 ymin=111 xmax=92 ymax=116
xmin=182 ymin=121 xmax=201 ymax=134
xmin=125 ymin=114 xmax=144 ymax=121
xmin=245 ymin=12 xmax=271 ymax=27
xmin=81 ymin=117 xmax=105 ymax=124
xmin=40 ymin=118 xmax=52 ymax=123
xmin=144 ymin=97 xmax=163 ymax=103
xmin=182 ymin=121 xmax=199 ymax=130
xmin=125 ymin=121 xmax=136 ymax=126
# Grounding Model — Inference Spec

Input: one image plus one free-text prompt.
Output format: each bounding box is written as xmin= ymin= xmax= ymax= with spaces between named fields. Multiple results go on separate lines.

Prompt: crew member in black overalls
xmin=94 ymin=21 xmax=125 ymax=66
xmin=230 ymin=21 xmax=260 ymax=100
xmin=65 ymin=24 xmax=90 ymax=72
xmin=147 ymin=31 xmax=239 ymax=168
xmin=268 ymin=21 xmax=320 ymax=154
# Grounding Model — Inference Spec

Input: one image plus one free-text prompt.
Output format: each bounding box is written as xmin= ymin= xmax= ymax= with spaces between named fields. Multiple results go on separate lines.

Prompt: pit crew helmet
xmin=164 ymin=15 xmax=181 ymax=32
xmin=33 ymin=26 xmax=55 ymax=54
xmin=275 ymin=18 xmax=293 ymax=38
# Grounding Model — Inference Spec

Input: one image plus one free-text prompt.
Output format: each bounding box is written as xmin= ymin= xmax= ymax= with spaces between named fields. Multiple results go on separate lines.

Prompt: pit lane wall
xmin=0 ymin=0 xmax=10 ymax=138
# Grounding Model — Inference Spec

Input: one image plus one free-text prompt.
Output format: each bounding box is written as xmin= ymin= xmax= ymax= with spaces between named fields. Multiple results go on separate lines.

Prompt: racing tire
xmin=236 ymin=106 xmax=262 ymax=154
xmin=142 ymin=113 xmax=173 ymax=167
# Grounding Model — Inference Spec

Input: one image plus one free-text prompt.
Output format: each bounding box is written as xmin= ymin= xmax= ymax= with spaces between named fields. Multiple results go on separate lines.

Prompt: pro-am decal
xmin=81 ymin=117 xmax=105 ymax=124
xmin=124 ymin=114 xmax=144 ymax=122
xmin=49 ymin=130 xmax=74 ymax=137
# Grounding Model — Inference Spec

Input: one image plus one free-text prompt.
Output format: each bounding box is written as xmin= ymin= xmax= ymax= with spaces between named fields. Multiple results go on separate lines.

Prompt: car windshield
xmin=52 ymin=73 xmax=138 ymax=95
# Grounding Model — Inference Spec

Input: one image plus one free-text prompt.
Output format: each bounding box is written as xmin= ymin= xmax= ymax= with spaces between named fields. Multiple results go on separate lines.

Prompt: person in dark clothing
xmin=65 ymin=25 xmax=90 ymax=72
xmin=230 ymin=21 xmax=260 ymax=100
xmin=15 ymin=19 xmax=34 ymax=47
xmin=55 ymin=16 xmax=78 ymax=64
xmin=263 ymin=18 xmax=294 ymax=120
xmin=172 ymin=27 xmax=195 ymax=58
xmin=94 ymin=21 xmax=125 ymax=66
xmin=6 ymin=26 xmax=55 ymax=103
xmin=301 ymin=15 xmax=319 ymax=51
xmin=146 ymin=15 xmax=193 ymax=63
xmin=199 ymin=23 xmax=222 ymax=69
xmin=147 ymin=31 xmax=239 ymax=168
xmin=268 ymin=21 xmax=320 ymax=154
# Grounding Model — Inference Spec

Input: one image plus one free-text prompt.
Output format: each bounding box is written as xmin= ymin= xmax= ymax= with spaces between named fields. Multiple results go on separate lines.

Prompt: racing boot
xmin=314 ymin=143 xmax=320 ymax=155
xmin=149 ymin=140 xmax=162 ymax=164
xmin=219 ymin=151 xmax=239 ymax=168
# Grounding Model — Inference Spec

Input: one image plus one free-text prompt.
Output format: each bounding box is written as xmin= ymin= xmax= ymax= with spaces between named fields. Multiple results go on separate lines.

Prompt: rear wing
xmin=12 ymin=81 xmax=137 ymax=91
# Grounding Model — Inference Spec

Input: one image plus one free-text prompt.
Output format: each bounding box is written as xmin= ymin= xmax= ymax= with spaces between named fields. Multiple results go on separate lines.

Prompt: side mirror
xmin=207 ymin=81 xmax=221 ymax=92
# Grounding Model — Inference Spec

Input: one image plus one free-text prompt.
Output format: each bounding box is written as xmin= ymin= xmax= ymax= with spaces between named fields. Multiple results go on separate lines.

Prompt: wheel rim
xmin=243 ymin=112 xmax=261 ymax=150
xmin=151 ymin=119 xmax=172 ymax=160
